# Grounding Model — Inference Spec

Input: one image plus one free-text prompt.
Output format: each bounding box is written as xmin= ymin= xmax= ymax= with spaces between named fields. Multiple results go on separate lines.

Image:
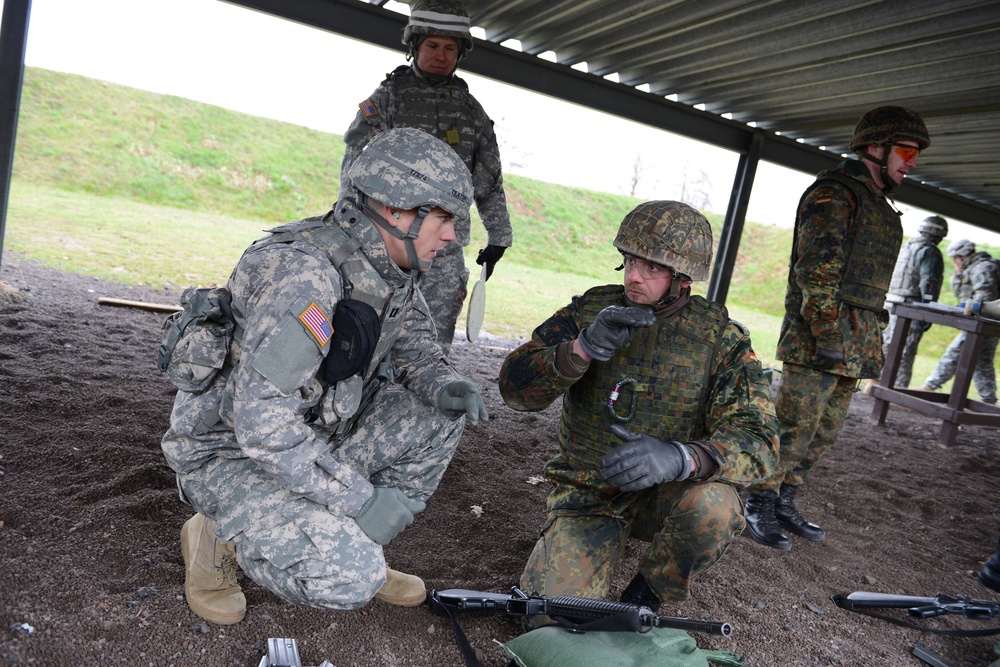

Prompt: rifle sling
xmin=426 ymin=595 xmax=483 ymax=667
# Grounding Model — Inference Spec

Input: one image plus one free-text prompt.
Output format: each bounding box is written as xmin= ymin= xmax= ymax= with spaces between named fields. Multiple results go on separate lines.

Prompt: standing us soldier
xmin=916 ymin=239 xmax=1000 ymax=404
xmin=160 ymin=128 xmax=488 ymax=625
xmin=744 ymin=106 xmax=930 ymax=551
xmin=499 ymin=201 xmax=778 ymax=610
xmin=339 ymin=0 xmax=513 ymax=355
xmin=876 ymin=215 xmax=948 ymax=388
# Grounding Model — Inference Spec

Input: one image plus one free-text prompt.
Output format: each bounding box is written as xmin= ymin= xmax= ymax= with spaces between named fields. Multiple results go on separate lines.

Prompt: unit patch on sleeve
xmin=298 ymin=302 xmax=334 ymax=347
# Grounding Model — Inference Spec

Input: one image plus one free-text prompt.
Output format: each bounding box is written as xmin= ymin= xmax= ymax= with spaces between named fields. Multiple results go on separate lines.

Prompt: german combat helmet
xmin=613 ymin=201 xmax=713 ymax=282
xmin=403 ymin=0 xmax=473 ymax=60
xmin=917 ymin=215 xmax=948 ymax=239
xmin=348 ymin=127 xmax=472 ymax=271
xmin=850 ymin=106 xmax=930 ymax=152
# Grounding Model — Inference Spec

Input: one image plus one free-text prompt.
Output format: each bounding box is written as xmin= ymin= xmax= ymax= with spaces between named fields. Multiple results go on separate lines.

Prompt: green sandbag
xmin=500 ymin=626 xmax=743 ymax=667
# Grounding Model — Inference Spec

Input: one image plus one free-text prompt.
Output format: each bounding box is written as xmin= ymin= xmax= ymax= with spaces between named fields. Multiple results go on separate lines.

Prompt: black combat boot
xmin=744 ymin=492 xmax=792 ymax=550
xmin=978 ymin=538 xmax=1000 ymax=594
xmin=774 ymin=484 xmax=825 ymax=541
xmin=620 ymin=573 xmax=661 ymax=610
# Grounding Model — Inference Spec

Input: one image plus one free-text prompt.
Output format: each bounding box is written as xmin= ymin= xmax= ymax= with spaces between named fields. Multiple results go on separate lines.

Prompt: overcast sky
xmin=8 ymin=0 xmax=998 ymax=245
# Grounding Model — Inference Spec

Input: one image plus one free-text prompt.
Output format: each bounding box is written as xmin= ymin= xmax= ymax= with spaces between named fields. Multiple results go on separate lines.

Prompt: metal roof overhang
xmin=2 ymin=0 xmax=999 ymax=304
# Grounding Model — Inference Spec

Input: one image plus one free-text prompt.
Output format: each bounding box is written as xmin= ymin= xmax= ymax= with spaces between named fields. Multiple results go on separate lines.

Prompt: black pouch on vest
xmin=323 ymin=299 xmax=382 ymax=384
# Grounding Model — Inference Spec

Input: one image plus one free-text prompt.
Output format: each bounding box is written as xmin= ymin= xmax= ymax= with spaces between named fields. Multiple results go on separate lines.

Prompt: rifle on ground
xmin=429 ymin=586 xmax=732 ymax=636
xmin=832 ymin=591 xmax=1000 ymax=637
xmin=428 ymin=587 xmax=732 ymax=667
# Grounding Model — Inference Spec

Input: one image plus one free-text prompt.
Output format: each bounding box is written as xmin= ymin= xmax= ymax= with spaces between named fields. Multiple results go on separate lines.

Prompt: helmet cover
xmin=850 ymin=106 xmax=930 ymax=152
xmin=348 ymin=127 xmax=473 ymax=227
xmin=613 ymin=200 xmax=713 ymax=281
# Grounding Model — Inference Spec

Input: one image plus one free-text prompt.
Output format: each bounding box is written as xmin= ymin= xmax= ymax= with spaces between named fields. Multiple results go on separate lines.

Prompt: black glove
xmin=600 ymin=425 xmax=694 ymax=492
xmin=811 ymin=343 xmax=845 ymax=370
xmin=354 ymin=488 xmax=426 ymax=546
xmin=437 ymin=380 xmax=489 ymax=425
xmin=475 ymin=245 xmax=506 ymax=281
xmin=577 ymin=306 xmax=656 ymax=361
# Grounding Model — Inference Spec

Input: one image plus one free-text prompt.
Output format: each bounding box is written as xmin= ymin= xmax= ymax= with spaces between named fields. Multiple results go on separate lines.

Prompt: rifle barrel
xmin=654 ymin=616 xmax=733 ymax=637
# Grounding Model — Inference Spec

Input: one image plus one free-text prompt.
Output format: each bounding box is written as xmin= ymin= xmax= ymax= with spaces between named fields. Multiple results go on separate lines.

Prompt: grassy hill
xmin=6 ymin=67 xmax=998 ymax=385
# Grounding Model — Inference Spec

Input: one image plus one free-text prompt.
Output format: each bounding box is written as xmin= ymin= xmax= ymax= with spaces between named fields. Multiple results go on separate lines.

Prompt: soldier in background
xmin=499 ymin=201 xmax=778 ymax=611
xmin=160 ymin=128 xmax=488 ymax=625
xmin=339 ymin=0 xmax=513 ymax=355
xmin=744 ymin=106 xmax=930 ymax=551
xmin=876 ymin=215 xmax=948 ymax=388
xmin=916 ymin=239 xmax=1000 ymax=404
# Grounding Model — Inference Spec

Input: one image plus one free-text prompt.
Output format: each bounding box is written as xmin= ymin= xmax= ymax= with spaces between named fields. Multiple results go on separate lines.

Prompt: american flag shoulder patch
xmin=359 ymin=98 xmax=379 ymax=117
xmin=298 ymin=302 xmax=333 ymax=347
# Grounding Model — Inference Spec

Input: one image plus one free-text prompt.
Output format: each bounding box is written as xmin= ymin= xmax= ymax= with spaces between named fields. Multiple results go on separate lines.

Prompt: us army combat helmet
xmin=947 ymin=239 xmax=975 ymax=258
xmin=349 ymin=127 xmax=473 ymax=271
xmin=917 ymin=215 xmax=948 ymax=239
xmin=850 ymin=106 xmax=931 ymax=152
xmin=403 ymin=0 xmax=473 ymax=59
xmin=613 ymin=201 xmax=713 ymax=282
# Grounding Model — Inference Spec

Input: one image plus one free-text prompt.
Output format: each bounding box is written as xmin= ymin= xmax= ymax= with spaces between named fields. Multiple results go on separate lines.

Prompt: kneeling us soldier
xmin=499 ymin=201 xmax=778 ymax=611
xmin=160 ymin=127 xmax=488 ymax=625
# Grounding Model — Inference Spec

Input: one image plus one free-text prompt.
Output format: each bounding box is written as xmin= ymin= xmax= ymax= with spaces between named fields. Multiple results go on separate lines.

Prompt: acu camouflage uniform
xmin=339 ymin=65 xmax=513 ymax=354
xmin=750 ymin=159 xmax=903 ymax=495
xmin=161 ymin=200 xmax=468 ymax=610
xmin=882 ymin=235 xmax=945 ymax=387
xmin=499 ymin=286 xmax=778 ymax=604
xmin=923 ymin=251 xmax=1000 ymax=403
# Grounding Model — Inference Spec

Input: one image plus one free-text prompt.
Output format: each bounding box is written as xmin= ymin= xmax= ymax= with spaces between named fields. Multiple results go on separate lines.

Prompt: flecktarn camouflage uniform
xmin=922 ymin=250 xmax=1000 ymax=403
xmin=499 ymin=285 xmax=778 ymax=604
xmin=340 ymin=64 xmax=513 ymax=354
xmin=751 ymin=159 xmax=902 ymax=495
xmin=161 ymin=198 xmax=469 ymax=610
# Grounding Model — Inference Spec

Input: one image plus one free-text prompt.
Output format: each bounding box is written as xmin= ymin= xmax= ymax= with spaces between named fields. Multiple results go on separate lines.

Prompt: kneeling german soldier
xmin=499 ymin=201 xmax=779 ymax=611
xmin=160 ymin=128 xmax=488 ymax=624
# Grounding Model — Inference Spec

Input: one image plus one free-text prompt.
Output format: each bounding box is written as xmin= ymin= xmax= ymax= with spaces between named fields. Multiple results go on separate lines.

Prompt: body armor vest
xmin=249 ymin=215 xmax=413 ymax=382
xmin=559 ymin=286 xmax=729 ymax=471
xmin=889 ymin=237 xmax=934 ymax=299
xmin=791 ymin=170 xmax=902 ymax=312
xmin=389 ymin=66 xmax=481 ymax=176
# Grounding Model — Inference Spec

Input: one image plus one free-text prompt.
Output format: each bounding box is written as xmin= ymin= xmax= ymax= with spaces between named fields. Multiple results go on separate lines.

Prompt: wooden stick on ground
xmin=97 ymin=296 xmax=181 ymax=314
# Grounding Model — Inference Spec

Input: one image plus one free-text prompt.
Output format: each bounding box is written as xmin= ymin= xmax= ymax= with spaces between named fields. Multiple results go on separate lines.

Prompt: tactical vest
xmin=792 ymin=170 xmax=902 ymax=312
xmin=388 ymin=66 xmax=482 ymax=175
xmin=889 ymin=237 xmax=934 ymax=299
xmin=248 ymin=215 xmax=412 ymax=383
xmin=559 ymin=286 xmax=729 ymax=471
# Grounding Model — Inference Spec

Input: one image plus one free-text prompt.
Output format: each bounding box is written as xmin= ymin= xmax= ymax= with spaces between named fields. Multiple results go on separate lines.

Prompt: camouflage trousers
xmin=750 ymin=363 xmax=856 ymax=494
xmin=520 ymin=458 xmax=743 ymax=605
xmin=923 ymin=332 xmax=998 ymax=404
xmin=177 ymin=385 xmax=464 ymax=610
xmin=881 ymin=312 xmax=928 ymax=388
xmin=417 ymin=245 xmax=469 ymax=356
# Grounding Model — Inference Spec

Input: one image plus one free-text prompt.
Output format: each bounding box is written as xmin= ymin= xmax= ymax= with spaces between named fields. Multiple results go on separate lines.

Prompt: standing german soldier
xmin=340 ymin=0 xmax=513 ymax=355
xmin=744 ymin=106 xmax=931 ymax=550
xmin=499 ymin=201 xmax=778 ymax=610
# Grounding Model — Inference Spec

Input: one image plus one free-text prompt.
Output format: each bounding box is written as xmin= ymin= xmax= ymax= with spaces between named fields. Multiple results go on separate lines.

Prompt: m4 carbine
xmin=429 ymin=586 xmax=732 ymax=636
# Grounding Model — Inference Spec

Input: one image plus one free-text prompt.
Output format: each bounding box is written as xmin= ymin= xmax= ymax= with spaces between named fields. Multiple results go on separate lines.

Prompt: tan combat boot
xmin=181 ymin=513 xmax=246 ymax=625
xmin=374 ymin=568 xmax=426 ymax=606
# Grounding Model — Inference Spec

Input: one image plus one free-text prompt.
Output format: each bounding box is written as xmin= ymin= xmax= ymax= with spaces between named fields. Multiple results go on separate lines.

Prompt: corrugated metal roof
xmin=450 ymin=0 xmax=1000 ymax=215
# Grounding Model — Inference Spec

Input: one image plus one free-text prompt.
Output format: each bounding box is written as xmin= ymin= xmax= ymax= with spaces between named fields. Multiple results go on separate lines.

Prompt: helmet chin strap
xmin=860 ymin=143 xmax=896 ymax=194
xmin=361 ymin=195 xmax=431 ymax=275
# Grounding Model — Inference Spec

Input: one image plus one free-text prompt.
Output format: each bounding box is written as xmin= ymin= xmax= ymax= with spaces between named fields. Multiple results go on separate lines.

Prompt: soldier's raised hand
xmin=577 ymin=306 xmax=656 ymax=361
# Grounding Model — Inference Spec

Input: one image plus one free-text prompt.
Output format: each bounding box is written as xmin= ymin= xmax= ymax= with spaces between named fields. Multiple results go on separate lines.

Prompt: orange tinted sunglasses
xmin=891 ymin=143 xmax=921 ymax=161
